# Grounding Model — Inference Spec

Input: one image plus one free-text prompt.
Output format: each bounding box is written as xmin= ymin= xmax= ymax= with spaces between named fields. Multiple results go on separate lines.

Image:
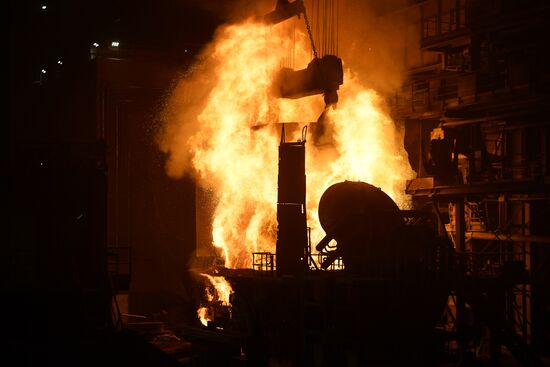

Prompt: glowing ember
xmin=197 ymin=306 xmax=210 ymax=327
xmin=159 ymin=17 xmax=415 ymax=269
xmin=197 ymin=274 xmax=233 ymax=327
xmin=201 ymin=273 xmax=232 ymax=306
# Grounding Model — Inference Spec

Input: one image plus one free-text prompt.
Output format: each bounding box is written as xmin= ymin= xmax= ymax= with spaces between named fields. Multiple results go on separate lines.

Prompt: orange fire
xmin=160 ymin=17 xmax=415 ymax=269
xmin=197 ymin=306 xmax=210 ymax=327
xmin=197 ymin=273 xmax=233 ymax=327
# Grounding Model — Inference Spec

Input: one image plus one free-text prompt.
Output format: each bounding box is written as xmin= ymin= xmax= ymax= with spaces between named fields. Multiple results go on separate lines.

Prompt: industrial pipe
xmin=464 ymin=231 xmax=550 ymax=244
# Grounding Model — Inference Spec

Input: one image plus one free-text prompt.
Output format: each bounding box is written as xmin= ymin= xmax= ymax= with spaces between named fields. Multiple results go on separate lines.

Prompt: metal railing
xmin=393 ymin=71 xmax=517 ymax=115
xmin=316 ymin=253 xmax=345 ymax=271
xmin=107 ymin=246 xmax=132 ymax=291
xmin=252 ymin=252 xmax=275 ymax=272
xmin=422 ymin=6 xmax=467 ymax=42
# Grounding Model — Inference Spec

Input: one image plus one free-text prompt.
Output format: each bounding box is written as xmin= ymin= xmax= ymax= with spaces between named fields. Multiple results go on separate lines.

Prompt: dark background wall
xmin=8 ymin=0 xmax=223 ymax=352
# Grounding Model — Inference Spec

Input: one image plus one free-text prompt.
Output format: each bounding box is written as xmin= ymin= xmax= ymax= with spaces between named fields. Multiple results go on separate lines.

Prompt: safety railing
xmin=252 ymin=252 xmax=276 ymax=272
xmin=422 ymin=6 xmax=467 ymax=42
xmin=107 ymin=246 xmax=132 ymax=291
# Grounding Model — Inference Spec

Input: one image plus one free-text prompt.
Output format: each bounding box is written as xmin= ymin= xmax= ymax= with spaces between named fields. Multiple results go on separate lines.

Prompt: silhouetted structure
xmin=394 ymin=0 xmax=550 ymax=363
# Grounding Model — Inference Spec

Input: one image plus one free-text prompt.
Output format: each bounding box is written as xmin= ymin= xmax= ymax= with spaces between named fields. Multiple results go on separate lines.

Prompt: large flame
xmin=160 ymin=17 xmax=415 ymax=269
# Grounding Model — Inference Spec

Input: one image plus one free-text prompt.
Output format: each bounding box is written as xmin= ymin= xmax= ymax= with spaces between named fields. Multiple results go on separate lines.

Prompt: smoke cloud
xmin=338 ymin=0 xmax=409 ymax=94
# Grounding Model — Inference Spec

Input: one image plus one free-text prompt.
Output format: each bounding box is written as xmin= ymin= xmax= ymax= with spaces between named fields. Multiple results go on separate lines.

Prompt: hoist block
xmin=274 ymin=55 xmax=343 ymax=106
xmin=264 ymin=0 xmax=305 ymax=24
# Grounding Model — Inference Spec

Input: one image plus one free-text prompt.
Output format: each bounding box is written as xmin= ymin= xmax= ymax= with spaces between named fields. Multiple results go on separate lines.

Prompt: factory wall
xmin=94 ymin=49 xmax=198 ymax=321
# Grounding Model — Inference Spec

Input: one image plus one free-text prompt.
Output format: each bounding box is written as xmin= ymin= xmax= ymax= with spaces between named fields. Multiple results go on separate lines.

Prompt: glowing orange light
xmin=197 ymin=274 xmax=233 ymax=327
xmin=161 ymin=18 xmax=414 ymax=270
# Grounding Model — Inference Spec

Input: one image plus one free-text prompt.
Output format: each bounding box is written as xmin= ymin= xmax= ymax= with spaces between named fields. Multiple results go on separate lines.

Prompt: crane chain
xmin=302 ymin=2 xmax=319 ymax=59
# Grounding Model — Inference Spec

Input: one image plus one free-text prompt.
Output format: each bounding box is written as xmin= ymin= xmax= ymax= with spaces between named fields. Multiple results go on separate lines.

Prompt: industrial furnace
xmin=196 ymin=124 xmax=453 ymax=365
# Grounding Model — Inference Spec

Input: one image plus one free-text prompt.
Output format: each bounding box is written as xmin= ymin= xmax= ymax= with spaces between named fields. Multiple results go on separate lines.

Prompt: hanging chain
xmin=302 ymin=2 xmax=319 ymax=59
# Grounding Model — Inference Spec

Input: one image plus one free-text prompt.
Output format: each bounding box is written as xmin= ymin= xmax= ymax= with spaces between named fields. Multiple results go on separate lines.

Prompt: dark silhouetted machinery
xmin=198 ymin=129 xmax=455 ymax=366
xmin=274 ymin=55 xmax=343 ymax=106
xmin=264 ymin=0 xmax=343 ymax=107
xmin=317 ymin=181 xmax=412 ymax=273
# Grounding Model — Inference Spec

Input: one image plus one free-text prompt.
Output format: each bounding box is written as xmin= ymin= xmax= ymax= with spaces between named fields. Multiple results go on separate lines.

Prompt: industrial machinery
xmin=195 ymin=126 xmax=455 ymax=365
xmin=192 ymin=1 xmax=453 ymax=365
xmin=266 ymin=0 xmax=343 ymax=107
xmin=190 ymin=1 xmax=549 ymax=365
xmin=274 ymin=55 xmax=343 ymax=106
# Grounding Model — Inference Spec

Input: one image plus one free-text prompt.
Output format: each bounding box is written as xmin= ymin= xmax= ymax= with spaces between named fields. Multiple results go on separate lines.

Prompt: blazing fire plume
xmin=159 ymin=16 xmax=415 ymax=268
